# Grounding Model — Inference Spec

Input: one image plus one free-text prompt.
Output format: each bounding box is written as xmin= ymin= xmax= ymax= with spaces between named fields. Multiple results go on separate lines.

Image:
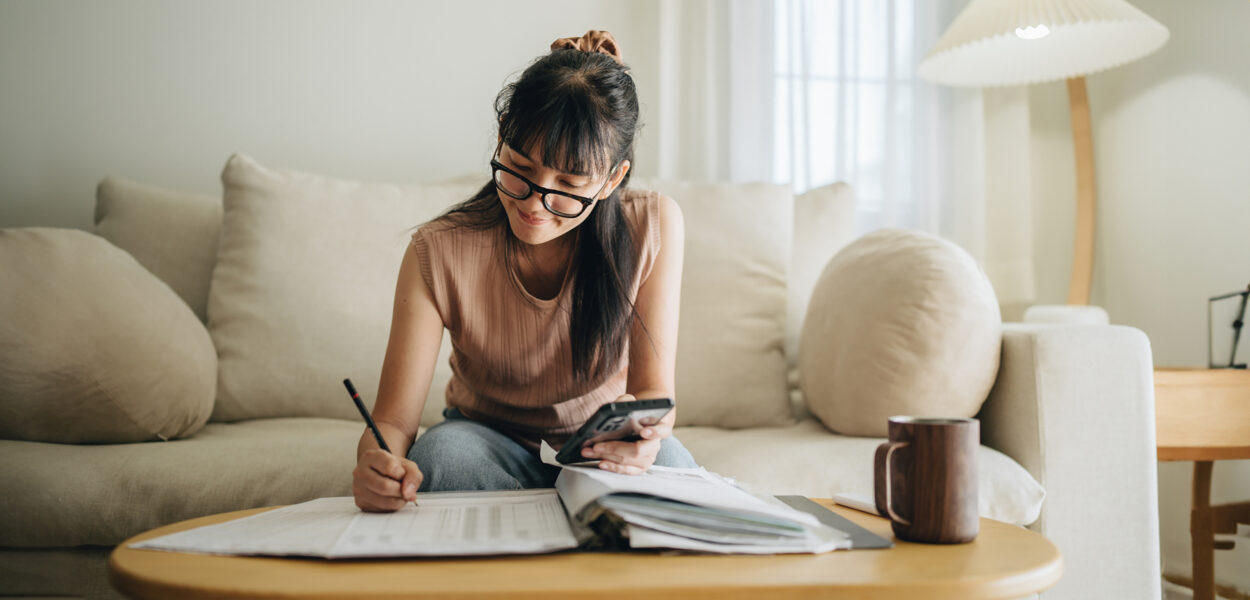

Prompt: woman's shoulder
xmin=409 ymin=216 xmax=501 ymax=266
xmin=619 ymin=188 xmax=682 ymax=260
xmin=410 ymin=216 xmax=456 ymax=242
xmin=620 ymin=186 xmax=663 ymax=207
xmin=619 ymin=187 xmax=680 ymax=223
xmin=620 ymin=187 xmax=680 ymax=237
xmin=411 ymin=214 xmax=498 ymax=242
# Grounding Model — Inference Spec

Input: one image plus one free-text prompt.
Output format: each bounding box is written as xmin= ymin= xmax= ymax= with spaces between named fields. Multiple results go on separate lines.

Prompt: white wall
xmin=0 ymin=0 xmax=661 ymax=229
xmin=1029 ymin=0 xmax=1250 ymax=592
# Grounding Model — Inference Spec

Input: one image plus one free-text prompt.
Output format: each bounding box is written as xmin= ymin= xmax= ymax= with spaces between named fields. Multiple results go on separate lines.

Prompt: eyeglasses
xmin=490 ymin=153 xmax=617 ymax=219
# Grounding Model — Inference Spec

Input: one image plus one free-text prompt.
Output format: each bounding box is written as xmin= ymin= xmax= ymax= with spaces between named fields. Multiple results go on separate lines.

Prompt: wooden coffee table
xmin=108 ymin=499 xmax=1061 ymax=599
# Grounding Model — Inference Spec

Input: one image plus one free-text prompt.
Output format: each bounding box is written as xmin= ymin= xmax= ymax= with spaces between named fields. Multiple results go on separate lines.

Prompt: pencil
xmin=343 ymin=378 xmax=417 ymax=508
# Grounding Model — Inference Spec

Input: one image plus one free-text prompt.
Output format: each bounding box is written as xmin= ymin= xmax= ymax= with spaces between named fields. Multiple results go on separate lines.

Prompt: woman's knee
xmin=406 ymin=421 xmax=529 ymax=492
xmin=654 ymin=435 xmax=699 ymax=469
xmin=407 ymin=420 xmax=487 ymax=464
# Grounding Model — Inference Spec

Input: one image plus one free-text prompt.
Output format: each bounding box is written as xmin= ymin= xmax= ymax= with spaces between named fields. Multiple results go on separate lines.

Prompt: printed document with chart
xmin=131 ymin=490 xmax=579 ymax=558
xmin=131 ymin=459 xmax=850 ymax=558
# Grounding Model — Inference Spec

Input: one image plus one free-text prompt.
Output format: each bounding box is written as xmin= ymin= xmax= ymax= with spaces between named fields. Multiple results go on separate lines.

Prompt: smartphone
xmin=554 ymin=398 xmax=675 ymax=464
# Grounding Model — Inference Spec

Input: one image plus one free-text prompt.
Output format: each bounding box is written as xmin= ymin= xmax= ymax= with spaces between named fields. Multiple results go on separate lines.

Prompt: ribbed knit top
xmin=410 ymin=189 xmax=662 ymax=450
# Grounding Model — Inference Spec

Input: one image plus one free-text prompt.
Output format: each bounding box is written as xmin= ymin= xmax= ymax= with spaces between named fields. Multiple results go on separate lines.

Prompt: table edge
xmin=1157 ymin=446 xmax=1250 ymax=461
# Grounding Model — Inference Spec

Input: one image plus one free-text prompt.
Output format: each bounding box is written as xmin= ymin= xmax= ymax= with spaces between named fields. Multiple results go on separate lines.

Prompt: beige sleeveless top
xmin=410 ymin=189 xmax=662 ymax=450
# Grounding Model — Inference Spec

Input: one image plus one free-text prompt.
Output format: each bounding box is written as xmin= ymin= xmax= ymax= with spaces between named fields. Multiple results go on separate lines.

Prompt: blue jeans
xmin=408 ymin=408 xmax=699 ymax=492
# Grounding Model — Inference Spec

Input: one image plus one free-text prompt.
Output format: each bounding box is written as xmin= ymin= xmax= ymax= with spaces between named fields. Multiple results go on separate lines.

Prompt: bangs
xmin=500 ymin=78 xmax=616 ymax=178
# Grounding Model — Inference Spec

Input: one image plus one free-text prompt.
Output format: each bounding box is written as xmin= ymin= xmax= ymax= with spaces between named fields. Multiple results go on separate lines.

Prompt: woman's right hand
xmin=352 ymin=448 xmax=423 ymax=512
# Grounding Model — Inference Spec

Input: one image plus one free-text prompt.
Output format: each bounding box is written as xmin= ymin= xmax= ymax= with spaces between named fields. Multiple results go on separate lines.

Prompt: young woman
xmin=352 ymin=30 xmax=697 ymax=512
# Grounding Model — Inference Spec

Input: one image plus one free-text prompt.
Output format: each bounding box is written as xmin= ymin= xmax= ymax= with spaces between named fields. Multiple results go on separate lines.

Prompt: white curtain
xmin=654 ymin=0 xmax=1037 ymax=307
xmin=654 ymin=0 xmax=774 ymax=183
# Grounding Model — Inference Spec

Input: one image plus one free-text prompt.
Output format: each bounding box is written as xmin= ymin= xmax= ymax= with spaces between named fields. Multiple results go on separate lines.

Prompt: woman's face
xmin=495 ymin=142 xmax=625 ymax=248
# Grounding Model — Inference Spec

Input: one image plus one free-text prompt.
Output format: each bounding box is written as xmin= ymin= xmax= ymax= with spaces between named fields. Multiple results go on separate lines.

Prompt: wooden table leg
xmin=1191 ymin=461 xmax=1214 ymax=600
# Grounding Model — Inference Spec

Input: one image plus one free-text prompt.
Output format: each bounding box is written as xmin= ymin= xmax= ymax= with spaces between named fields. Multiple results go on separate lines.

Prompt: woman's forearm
xmin=355 ymin=420 xmax=418 ymax=462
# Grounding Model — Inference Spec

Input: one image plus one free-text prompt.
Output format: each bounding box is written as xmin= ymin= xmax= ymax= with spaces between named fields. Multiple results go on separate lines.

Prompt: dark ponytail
xmin=438 ymin=47 xmax=642 ymax=383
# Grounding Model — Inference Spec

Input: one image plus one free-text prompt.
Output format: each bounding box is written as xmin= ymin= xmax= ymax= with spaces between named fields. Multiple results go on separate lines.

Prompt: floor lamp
xmin=917 ymin=0 xmax=1169 ymax=307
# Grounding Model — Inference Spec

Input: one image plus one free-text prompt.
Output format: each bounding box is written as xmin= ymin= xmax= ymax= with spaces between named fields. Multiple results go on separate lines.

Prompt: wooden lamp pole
xmin=1066 ymin=76 xmax=1096 ymax=306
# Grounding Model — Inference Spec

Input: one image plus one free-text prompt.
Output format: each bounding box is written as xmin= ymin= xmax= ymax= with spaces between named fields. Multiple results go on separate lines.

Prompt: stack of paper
xmin=130 ymin=450 xmax=850 ymax=558
xmin=546 ymin=447 xmax=849 ymax=554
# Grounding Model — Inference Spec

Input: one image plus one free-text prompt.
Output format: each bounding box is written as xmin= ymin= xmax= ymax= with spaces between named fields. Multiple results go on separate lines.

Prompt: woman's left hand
xmin=581 ymin=394 xmax=673 ymax=475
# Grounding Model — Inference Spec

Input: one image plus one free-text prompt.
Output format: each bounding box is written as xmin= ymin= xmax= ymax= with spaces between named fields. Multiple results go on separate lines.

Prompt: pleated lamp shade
xmin=917 ymin=0 xmax=1169 ymax=87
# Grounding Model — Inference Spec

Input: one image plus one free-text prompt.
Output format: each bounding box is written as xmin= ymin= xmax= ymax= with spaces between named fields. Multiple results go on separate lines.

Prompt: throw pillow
xmin=799 ymin=228 xmax=1002 ymax=436
xmin=208 ymin=154 xmax=474 ymax=423
xmin=0 ymin=228 xmax=216 ymax=443
xmin=788 ymin=182 xmax=856 ymax=368
xmin=787 ymin=181 xmax=857 ymax=418
xmin=628 ymin=179 xmax=794 ymax=428
xmin=93 ymin=176 xmax=222 ymax=323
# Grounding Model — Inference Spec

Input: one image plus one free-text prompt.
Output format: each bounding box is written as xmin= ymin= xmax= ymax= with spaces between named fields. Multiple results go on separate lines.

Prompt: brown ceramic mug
xmin=874 ymin=416 xmax=979 ymax=544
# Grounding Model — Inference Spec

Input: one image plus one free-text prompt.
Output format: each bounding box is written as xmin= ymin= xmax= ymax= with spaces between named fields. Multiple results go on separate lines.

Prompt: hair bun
xmin=550 ymin=30 xmax=624 ymax=66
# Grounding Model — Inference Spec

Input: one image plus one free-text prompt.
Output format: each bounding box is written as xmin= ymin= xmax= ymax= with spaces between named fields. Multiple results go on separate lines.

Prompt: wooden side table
xmin=108 ymin=499 xmax=1062 ymax=600
xmin=1155 ymin=368 xmax=1250 ymax=600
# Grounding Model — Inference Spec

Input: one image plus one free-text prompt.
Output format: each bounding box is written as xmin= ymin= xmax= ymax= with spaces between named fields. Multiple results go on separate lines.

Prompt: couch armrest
xmin=978 ymin=323 xmax=1160 ymax=600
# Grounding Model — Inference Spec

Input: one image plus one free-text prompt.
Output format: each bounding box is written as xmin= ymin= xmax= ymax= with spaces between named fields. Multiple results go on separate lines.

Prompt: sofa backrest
xmin=630 ymin=178 xmax=857 ymax=422
xmin=94 ymin=177 xmax=223 ymax=323
xmin=92 ymin=156 xmax=855 ymax=429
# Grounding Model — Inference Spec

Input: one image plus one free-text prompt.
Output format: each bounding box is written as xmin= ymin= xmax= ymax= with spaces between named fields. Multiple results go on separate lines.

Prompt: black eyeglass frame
xmin=489 ymin=154 xmax=619 ymax=219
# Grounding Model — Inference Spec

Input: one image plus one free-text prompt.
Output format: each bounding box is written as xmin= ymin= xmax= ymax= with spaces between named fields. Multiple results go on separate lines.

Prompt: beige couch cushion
xmin=676 ymin=419 xmax=1045 ymax=527
xmin=629 ymin=179 xmax=794 ymax=428
xmin=788 ymin=182 xmax=856 ymax=375
xmin=0 ymin=228 xmax=215 ymax=443
xmin=0 ymin=418 xmax=362 ymax=547
xmin=799 ymin=229 xmax=1002 ymax=437
xmin=209 ymin=154 xmax=473 ymax=423
xmin=93 ymin=176 xmax=222 ymax=322
xmin=787 ymin=182 xmax=857 ymax=418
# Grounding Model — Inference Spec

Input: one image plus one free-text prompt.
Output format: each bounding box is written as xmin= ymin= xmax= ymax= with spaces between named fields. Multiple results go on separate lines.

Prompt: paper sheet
xmin=131 ymin=491 xmax=578 ymax=558
xmin=131 ymin=497 xmax=358 ymax=556
xmin=539 ymin=438 xmax=597 ymax=467
xmin=330 ymin=489 xmax=577 ymax=557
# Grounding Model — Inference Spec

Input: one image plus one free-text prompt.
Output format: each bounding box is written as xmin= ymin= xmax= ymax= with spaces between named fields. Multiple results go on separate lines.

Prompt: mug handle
xmin=874 ymin=440 xmax=912 ymax=526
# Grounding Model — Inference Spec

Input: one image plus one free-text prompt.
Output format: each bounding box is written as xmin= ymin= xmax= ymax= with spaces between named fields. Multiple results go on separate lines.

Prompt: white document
xmin=131 ymin=490 xmax=578 ymax=558
xmin=539 ymin=438 xmax=598 ymax=468
xmin=130 ymin=496 xmax=358 ymax=556
xmin=330 ymin=489 xmax=576 ymax=557
xmin=831 ymin=492 xmax=881 ymax=516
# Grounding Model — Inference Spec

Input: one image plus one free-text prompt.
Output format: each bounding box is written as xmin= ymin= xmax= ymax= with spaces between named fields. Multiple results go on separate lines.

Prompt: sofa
xmin=0 ymin=153 xmax=1160 ymax=600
